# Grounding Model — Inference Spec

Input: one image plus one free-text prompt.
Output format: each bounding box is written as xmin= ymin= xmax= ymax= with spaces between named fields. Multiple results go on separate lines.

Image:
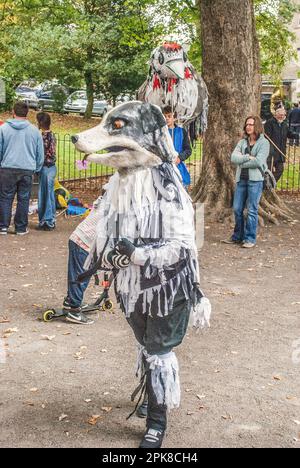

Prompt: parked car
xmin=64 ymin=90 xmax=108 ymax=116
xmin=37 ymin=83 xmax=69 ymax=112
xmin=15 ymin=81 xmax=40 ymax=109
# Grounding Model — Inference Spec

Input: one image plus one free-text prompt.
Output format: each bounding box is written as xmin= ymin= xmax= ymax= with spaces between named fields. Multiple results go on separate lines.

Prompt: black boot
xmin=139 ymin=370 xmax=166 ymax=448
xmin=139 ymin=428 xmax=165 ymax=448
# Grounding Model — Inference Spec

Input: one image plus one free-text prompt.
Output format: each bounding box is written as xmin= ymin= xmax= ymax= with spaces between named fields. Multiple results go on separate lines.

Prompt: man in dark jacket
xmin=264 ymin=107 xmax=295 ymax=182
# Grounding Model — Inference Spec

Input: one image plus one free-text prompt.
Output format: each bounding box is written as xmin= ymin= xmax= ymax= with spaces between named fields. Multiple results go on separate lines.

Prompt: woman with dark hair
xmin=36 ymin=112 xmax=57 ymax=230
xmin=224 ymin=115 xmax=269 ymax=248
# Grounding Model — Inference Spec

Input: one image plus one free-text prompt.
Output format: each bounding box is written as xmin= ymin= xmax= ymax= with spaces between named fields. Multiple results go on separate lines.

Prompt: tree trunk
xmin=193 ymin=0 xmax=292 ymax=224
xmin=84 ymin=69 xmax=94 ymax=119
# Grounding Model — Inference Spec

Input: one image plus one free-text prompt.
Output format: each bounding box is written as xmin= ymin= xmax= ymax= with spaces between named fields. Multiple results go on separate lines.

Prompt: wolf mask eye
xmin=113 ymin=119 xmax=125 ymax=130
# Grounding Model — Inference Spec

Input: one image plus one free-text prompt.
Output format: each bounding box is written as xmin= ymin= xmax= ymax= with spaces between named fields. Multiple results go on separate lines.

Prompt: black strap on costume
xmin=126 ymin=372 xmax=147 ymax=421
xmin=76 ymin=236 xmax=110 ymax=283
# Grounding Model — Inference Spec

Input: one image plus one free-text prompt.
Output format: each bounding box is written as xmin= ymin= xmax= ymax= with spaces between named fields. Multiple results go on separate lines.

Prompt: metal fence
xmin=56 ymin=134 xmax=300 ymax=194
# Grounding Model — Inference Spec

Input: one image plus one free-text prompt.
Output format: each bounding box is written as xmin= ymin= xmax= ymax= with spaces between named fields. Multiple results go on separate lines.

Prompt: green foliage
xmin=0 ymin=0 xmax=298 ymax=104
xmin=254 ymin=0 xmax=298 ymax=81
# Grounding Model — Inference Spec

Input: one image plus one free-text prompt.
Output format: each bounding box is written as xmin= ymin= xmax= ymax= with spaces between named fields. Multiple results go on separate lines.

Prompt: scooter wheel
xmin=43 ymin=309 xmax=55 ymax=322
xmin=102 ymin=300 xmax=113 ymax=311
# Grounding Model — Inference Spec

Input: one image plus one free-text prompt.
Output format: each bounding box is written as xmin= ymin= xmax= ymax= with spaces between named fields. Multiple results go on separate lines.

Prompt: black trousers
xmin=125 ymin=286 xmax=191 ymax=431
xmin=0 ymin=168 xmax=33 ymax=232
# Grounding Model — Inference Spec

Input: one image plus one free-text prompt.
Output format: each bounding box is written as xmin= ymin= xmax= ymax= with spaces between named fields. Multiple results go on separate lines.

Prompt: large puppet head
xmin=150 ymin=42 xmax=188 ymax=80
xmin=72 ymin=101 xmax=178 ymax=171
xmin=138 ymin=42 xmax=208 ymax=133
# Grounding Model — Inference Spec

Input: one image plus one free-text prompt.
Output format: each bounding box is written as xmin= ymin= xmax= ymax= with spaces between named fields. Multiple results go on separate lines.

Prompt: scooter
xmin=42 ymin=272 xmax=114 ymax=322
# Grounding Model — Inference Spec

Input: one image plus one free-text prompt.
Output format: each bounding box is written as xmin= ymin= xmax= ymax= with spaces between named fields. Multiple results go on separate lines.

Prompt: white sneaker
xmin=15 ymin=229 xmax=29 ymax=236
xmin=242 ymin=242 xmax=255 ymax=248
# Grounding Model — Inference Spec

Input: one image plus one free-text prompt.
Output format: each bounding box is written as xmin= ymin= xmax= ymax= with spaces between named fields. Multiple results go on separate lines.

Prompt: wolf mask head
xmin=72 ymin=101 xmax=178 ymax=171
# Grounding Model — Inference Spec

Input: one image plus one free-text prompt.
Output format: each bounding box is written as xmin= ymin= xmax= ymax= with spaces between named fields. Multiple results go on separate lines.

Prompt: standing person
xmin=0 ymin=101 xmax=44 ymax=235
xmin=60 ymin=199 xmax=103 ymax=325
xmin=36 ymin=112 xmax=57 ymax=231
xmin=223 ymin=115 xmax=269 ymax=248
xmin=264 ymin=106 xmax=294 ymax=182
xmin=162 ymin=105 xmax=192 ymax=187
xmin=288 ymin=103 xmax=300 ymax=146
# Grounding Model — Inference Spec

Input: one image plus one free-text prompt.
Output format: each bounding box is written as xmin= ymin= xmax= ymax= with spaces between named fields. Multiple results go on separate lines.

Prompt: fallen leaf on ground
xmin=4 ymin=327 xmax=18 ymax=334
xmin=84 ymin=399 xmax=92 ymax=403
xmin=222 ymin=414 xmax=233 ymax=420
xmin=74 ymin=352 xmax=84 ymax=360
xmin=101 ymin=406 xmax=112 ymax=413
xmin=196 ymin=395 xmax=206 ymax=400
xmin=62 ymin=332 xmax=71 ymax=336
xmin=187 ymin=411 xmax=195 ymax=416
xmin=87 ymin=415 xmax=102 ymax=425
xmin=59 ymin=414 xmax=68 ymax=421
xmin=293 ymin=420 xmax=300 ymax=425
xmin=273 ymin=375 xmax=282 ymax=381
xmin=0 ymin=318 xmax=10 ymax=323
xmin=22 ymin=284 xmax=33 ymax=288
xmin=101 ymin=349 xmax=107 ymax=353
xmin=29 ymin=388 xmax=38 ymax=393
xmin=292 ymin=302 xmax=300 ymax=305
xmin=41 ymin=335 xmax=56 ymax=341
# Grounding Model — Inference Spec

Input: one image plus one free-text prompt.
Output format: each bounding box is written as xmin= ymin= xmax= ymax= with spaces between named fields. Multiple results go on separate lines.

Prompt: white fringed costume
xmin=74 ymin=101 xmax=211 ymax=438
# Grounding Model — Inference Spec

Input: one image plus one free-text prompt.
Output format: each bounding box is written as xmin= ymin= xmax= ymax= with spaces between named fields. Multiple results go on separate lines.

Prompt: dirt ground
xmin=0 ymin=199 xmax=300 ymax=449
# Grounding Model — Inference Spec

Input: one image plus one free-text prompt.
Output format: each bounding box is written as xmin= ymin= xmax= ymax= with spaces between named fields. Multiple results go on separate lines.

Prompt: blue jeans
xmin=232 ymin=180 xmax=263 ymax=244
xmin=38 ymin=165 xmax=57 ymax=227
xmin=67 ymin=240 xmax=90 ymax=308
xmin=0 ymin=168 xmax=33 ymax=233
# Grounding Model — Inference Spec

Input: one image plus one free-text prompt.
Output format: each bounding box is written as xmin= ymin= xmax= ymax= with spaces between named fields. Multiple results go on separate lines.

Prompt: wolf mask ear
xmin=139 ymin=103 xmax=166 ymax=134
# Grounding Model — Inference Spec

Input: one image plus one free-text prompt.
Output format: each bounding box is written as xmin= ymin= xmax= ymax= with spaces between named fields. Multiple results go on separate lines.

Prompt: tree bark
xmin=84 ymin=69 xmax=94 ymax=119
xmin=193 ymin=0 xmax=260 ymax=221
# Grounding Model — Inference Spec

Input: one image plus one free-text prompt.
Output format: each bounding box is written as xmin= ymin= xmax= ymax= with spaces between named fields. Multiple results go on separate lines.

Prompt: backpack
xmin=258 ymin=167 xmax=277 ymax=191
xmin=54 ymin=179 xmax=71 ymax=209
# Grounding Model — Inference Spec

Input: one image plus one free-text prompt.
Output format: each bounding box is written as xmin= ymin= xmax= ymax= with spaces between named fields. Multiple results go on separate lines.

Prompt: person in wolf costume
xmin=72 ymin=101 xmax=211 ymax=448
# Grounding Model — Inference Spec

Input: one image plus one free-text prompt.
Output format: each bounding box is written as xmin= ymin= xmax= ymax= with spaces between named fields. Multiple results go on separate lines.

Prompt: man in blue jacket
xmin=0 ymin=101 xmax=44 ymax=235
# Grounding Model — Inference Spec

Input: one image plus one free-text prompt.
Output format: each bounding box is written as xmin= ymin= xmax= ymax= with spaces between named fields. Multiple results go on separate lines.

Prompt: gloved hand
xmin=116 ymin=238 xmax=136 ymax=259
xmin=104 ymin=249 xmax=130 ymax=270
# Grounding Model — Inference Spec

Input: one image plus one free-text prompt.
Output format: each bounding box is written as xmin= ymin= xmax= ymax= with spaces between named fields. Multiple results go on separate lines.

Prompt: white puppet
xmin=138 ymin=42 xmax=209 ymax=141
xmin=72 ymin=101 xmax=211 ymax=448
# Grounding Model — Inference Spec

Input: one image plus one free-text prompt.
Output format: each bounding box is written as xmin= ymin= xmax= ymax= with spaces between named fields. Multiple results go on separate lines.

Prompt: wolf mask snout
xmin=72 ymin=101 xmax=178 ymax=171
